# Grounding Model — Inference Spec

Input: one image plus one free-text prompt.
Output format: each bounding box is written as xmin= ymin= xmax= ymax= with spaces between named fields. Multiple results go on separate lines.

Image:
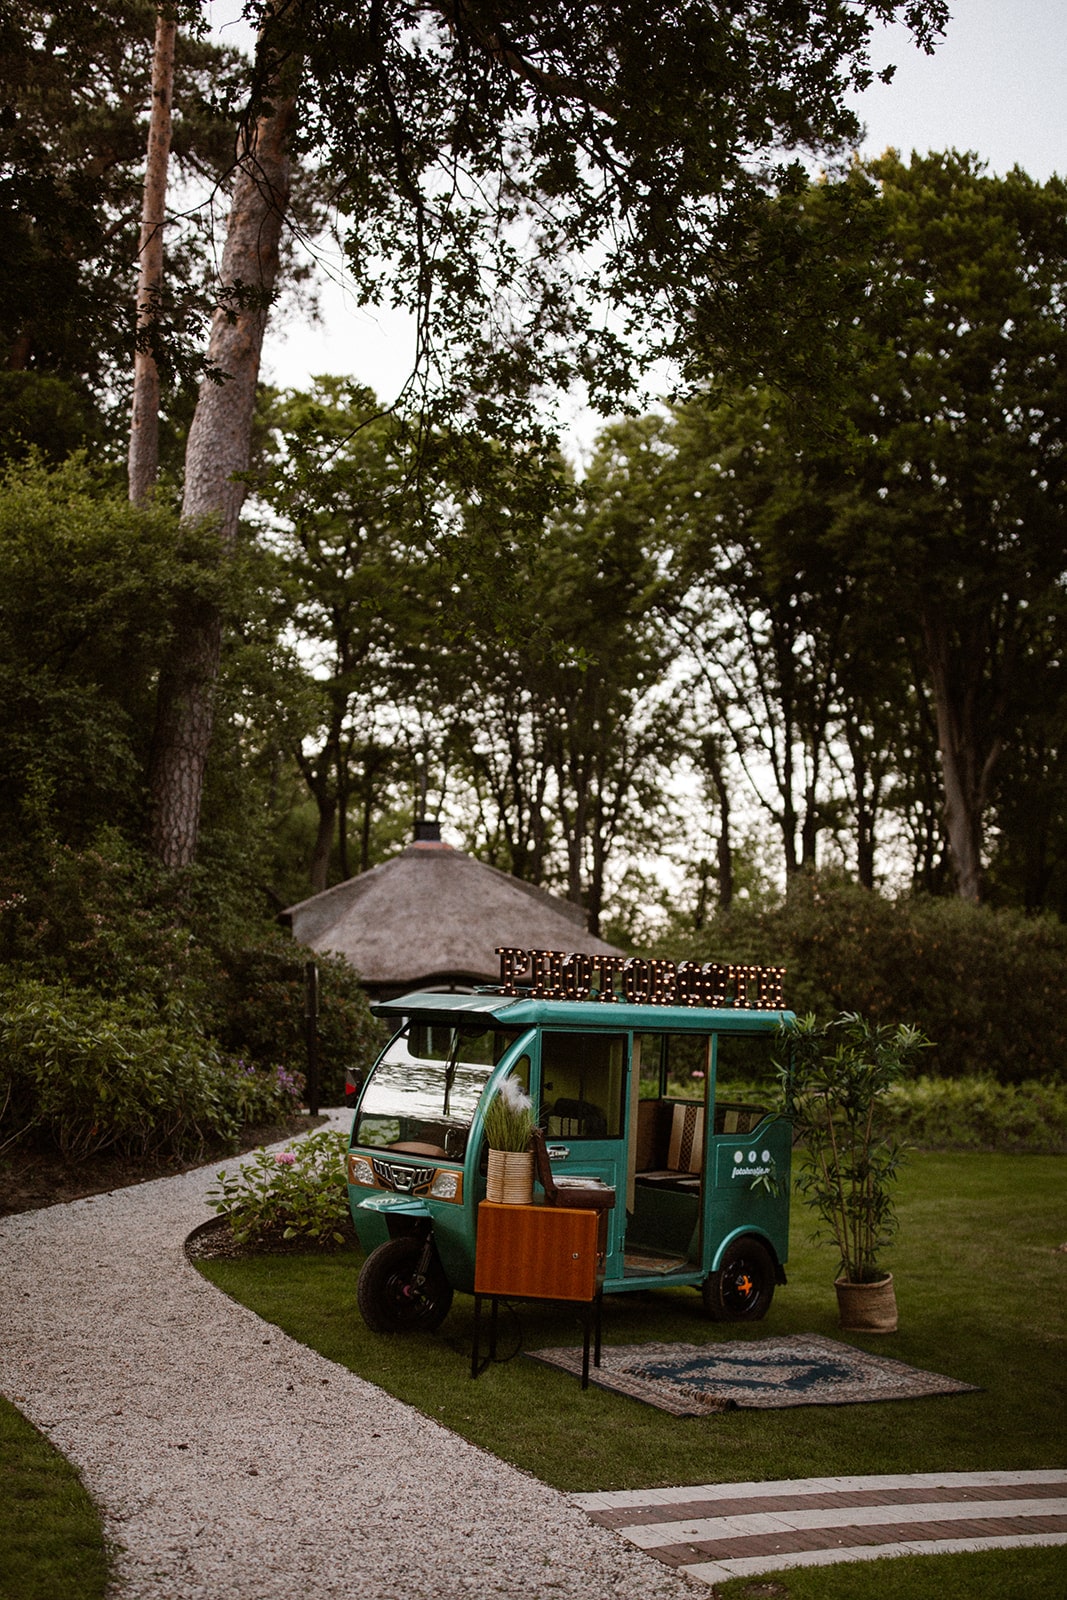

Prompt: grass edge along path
xmin=0 ymin=1395 xmax=109 ymax=1600
xmin=714 ymin=1544 xmax=1067 ymax=1600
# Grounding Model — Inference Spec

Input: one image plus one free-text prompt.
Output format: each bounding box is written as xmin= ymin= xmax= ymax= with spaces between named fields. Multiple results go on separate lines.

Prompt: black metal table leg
xmin=471 ymin=1293 xmax=482 ymax=1378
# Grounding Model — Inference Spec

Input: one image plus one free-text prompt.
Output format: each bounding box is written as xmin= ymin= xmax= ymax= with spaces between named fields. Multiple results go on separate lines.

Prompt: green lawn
xmin=715 ymin=1547 xmax=1067 ymax=1600
xmin=0 ymin=1398 xmax=108 ymax=1600
xmin=198 ymin=1153 xmax=1066 ymax=1490
xmin=198 ymin=1152 xmax=1066 ymax=1600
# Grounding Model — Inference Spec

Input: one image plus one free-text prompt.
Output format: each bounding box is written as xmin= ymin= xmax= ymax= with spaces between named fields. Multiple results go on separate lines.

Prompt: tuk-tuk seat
xmin=634 ymin=1102 xmax=704 ymax=1193
xmin=530 ymin=1127 xmax=615 ymax=1214
xmin=713 ymin=1103 xmax=770 ymax=1136
xmin=545 ymin=1097 xmax=607 ymax=1139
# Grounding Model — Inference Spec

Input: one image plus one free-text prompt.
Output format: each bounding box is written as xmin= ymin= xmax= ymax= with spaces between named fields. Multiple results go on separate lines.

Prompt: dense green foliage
xmin=0 ymin=1 xmax=245 ymax=455
xmin=0 ymin=832 xmax=385 ymax=1160
xmin=882 ymin=1076 xmax=1067 ymax=1156
xmin=240 ymin=153 xmax=1066 ymax=930
xmin=669 ymin=152 xmax=1067 ymax=910
xmin=0 ymin=454 xmax=385 ymax=1162
xmin=0 ymin=1397 xmax=108 ymax=1600
xmin=0 ymin=979 xmax=288 ymax=1160
xmin=664 ymin=880 xmax=1067 ymax=1082
xmin=0 ymin=452 xmax=318 ymax=869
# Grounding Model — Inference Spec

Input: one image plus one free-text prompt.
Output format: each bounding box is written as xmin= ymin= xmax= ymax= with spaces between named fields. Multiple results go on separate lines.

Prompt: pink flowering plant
xmin=207 ymin=1128 xmax=350 ymax=1248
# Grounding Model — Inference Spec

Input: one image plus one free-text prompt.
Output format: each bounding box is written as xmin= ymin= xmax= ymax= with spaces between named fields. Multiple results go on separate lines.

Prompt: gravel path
xmin=0 ymin=1118 xmax=696 ymax=1600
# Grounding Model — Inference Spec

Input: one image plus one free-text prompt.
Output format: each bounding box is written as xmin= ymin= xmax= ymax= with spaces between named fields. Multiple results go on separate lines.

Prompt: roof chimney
xmin=413 ymin=818 xmax=442 ymax=843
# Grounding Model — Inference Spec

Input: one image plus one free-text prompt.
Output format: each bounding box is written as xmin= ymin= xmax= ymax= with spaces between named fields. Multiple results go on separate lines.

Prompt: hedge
xmin=0 ymin=982 xmax=301 ymax=1162
xmin=663 ymin=881 xmax=1067 ymax=1083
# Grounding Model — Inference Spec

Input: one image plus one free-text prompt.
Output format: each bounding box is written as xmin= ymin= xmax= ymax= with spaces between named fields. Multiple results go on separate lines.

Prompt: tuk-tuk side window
xmin=541 ymin=1032 xmax=626 ymax=1139
xmin=408 ymin=1024 xmax=516 ymax=1068
xmin=507 ymin=1053 xmax=531 ymax=1099
xmin=665 ymin=1033 xmax=711 ymax=1099
xmin=713 ymin=1032 xmax=780 ymax=1134
xmin=635 ymin=1033 xmax=665 ymax=1099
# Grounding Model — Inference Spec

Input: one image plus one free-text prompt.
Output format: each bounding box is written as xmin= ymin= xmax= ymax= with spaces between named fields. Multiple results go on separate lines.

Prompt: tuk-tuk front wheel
xmin=357 ymin=1236 xmax=454 ymax=1333
xmin=702 ymin=1237 xmax=776 ymax=1322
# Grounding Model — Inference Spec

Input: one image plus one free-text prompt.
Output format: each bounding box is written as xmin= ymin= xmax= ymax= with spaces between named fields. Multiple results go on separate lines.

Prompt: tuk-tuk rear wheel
xmin=702 ymin=1237 xmax=776 ymax=1322
xmin=357 ymin=1236 xmax=454 ymax=1334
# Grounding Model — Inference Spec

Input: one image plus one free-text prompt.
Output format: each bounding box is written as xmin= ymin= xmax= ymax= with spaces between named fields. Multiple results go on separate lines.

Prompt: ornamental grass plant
xmin=482 ymin=1074 xmax=535 ymax=1152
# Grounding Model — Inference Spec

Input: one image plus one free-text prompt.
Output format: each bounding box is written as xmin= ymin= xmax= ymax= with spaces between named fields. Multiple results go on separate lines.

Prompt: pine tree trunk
xmin=128 ymin=8 xmax=175 ymax=505
xmin=148 ymin=64 xmax=298 ymax=868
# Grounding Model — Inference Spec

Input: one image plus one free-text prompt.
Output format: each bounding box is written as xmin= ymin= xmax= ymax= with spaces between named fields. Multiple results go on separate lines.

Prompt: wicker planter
xmin=835 ymin=1272 xmax=898 ymax=1334
xmin=486 ymin=1148 xmax=534 ymax=1205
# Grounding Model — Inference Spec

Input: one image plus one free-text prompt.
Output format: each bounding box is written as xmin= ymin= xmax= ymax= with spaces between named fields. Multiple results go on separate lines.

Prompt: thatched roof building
xmin=281 ymin=825 xmax=626 ymax=999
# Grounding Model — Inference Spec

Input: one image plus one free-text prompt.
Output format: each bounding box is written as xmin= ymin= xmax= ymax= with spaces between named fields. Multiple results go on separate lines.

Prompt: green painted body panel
xmin=707 ymin=1115 xmax=794 ymax=1269
xmin=348 ymin=994 xmax=795 ymax=1302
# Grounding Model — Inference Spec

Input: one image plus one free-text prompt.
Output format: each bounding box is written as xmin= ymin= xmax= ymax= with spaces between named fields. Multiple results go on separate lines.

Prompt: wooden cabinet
xmin=471 ymin=1202 xmax=604 ymax=1386
xmin=475 ymin=1201 xmax=602 ymax=1301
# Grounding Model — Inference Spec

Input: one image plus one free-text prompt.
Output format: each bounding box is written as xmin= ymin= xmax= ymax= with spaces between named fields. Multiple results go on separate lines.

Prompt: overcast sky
xmin=844 ymin=0 xmax=1065 ymax=183
xmin=205 ymin=1 xmax=1067 ymax=408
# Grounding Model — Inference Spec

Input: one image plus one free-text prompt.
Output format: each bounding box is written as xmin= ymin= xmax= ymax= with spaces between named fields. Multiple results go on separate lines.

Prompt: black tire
xmin=702 ymin=1236 xmax=776 ymax=1322
xmin=357 ymin=1236 xmax=454 ymax=1333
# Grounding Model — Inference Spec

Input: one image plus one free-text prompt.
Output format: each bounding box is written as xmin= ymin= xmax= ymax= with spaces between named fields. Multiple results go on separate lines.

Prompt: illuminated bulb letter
xmin=495 ymin=947 xmax=528 ymax=995
xmin=560 ymin=952 xmax=594 ymax=1001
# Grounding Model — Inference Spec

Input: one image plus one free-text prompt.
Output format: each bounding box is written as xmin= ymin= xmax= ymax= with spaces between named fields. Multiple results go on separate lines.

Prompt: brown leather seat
xmin=531 ymin=1127 xmax=615 ymax=1212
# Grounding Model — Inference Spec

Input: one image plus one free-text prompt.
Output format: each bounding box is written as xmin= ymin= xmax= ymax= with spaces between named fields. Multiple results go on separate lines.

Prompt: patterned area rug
xmin=526 ymin=1334 xmax=979 ymax=1415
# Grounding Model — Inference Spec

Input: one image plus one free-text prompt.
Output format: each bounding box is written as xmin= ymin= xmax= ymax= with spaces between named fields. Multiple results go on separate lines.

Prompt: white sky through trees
xmin=204 ymin=0 xmax=1066 ymax=416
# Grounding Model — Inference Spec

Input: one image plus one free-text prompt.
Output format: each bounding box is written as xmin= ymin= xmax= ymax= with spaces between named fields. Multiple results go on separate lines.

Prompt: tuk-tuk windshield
xmin=354 ymin=1023 xmax=524 ymax=1163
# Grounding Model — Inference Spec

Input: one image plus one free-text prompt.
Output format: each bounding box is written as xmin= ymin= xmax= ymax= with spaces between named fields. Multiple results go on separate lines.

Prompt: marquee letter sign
xmin=495 ymin=947 xmax=785 ymax=1010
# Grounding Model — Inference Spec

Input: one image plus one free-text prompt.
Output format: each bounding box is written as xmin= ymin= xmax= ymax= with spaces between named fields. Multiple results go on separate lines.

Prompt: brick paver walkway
xmin=574 ymin=1470 xmax=1067 ymax=1584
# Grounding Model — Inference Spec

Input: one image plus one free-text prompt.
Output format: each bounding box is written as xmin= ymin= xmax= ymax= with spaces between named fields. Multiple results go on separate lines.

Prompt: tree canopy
xmin=143 ymin=0 xmax=951 ymax=867
xmin=0 ymin=2 xmax=248 ymax=453
xmin=665 ymin=151 xmax=1067 ymax=907
xmin=263 ymin=0 xmax=949 ymax=419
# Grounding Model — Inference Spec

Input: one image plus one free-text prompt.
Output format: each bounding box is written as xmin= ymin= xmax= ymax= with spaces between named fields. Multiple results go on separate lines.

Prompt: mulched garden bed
xmin=0 ymin=1114 xmax=329 ymax=1218
xmin=185 ymin=1211 xmax=360 ymax=1261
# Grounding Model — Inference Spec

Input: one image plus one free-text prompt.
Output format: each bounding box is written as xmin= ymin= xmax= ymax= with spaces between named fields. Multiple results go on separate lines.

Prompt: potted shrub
xmin=483 ymin=1074 xmax=536 ymax=1204
xmin=780 ymin=1011 xmax=929 ymax=1332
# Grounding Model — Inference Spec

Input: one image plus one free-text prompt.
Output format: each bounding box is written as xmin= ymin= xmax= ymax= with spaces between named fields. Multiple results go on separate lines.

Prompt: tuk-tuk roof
xmin=371 ymin=990 xmax=794 ymax=1034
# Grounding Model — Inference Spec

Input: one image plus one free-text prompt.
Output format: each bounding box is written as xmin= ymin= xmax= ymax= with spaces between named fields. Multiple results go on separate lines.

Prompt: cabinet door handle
xmin=547 ymin=1144 xmax=570 ymax=1161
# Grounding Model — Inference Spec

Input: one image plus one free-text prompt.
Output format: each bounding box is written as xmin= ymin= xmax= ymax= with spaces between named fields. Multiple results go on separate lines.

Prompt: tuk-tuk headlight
xmin=348 ymin=1155 xmax=375 ymax=1187
xmin=429 ymin=1169 xmax=461 ymax=1202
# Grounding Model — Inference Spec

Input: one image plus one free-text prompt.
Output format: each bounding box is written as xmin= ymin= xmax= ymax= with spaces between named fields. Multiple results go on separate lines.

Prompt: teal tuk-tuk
xmin=346 ymin=947 xmax=794 ymax=1333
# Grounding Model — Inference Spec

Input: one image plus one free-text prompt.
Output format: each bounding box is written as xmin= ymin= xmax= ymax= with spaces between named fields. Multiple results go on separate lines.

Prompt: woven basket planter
xmin=835 ymin=1272 xmax=898 ymax=1334
xmin=486 ymin=1148 xmax=534 ymax=1205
